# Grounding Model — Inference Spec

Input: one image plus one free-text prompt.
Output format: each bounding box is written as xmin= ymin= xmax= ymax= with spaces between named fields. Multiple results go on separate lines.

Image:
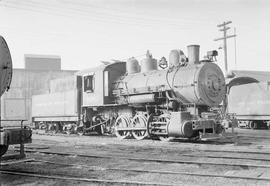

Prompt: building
xmin=24 ymin=54 xmax=61 ymax=71
xmin=1 ymin=54 xmax=77 ymax=125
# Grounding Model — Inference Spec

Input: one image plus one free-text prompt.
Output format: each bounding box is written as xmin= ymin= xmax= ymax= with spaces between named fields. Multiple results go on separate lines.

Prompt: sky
xmin=0 ymin=0 xmax=270 ymax=73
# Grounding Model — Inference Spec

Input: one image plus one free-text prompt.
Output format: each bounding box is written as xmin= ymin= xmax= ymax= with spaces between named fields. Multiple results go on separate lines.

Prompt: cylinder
xmin=167 ymin=112 xmax=195 ymax=138
xmin=180 ymin=121 xmax=194 ymax=138
xmin=126 ymin=57 xmax=140 ymax=74
xmin=187 ymin=45 xmax=200 ymax=64
xmin=167 ymin=121 xmax=195 ymax=138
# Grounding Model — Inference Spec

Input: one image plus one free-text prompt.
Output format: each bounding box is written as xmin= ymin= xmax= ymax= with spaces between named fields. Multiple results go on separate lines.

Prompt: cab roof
xmin=75 ymin=62 xmax=125 ymax=76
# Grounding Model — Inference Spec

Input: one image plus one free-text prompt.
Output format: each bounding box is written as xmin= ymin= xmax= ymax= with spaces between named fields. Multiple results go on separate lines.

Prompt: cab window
xmin=84 ymin=75 xmax=94 ymax=92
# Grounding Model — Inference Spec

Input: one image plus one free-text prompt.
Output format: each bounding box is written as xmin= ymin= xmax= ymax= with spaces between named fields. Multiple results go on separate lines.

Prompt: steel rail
xmin=0 ymin=170 xmax=177 ymax=186
xmin=204 ymin=149 xmax=270 ymax=155
xmin=18 ymin=149 xmax=270 ymax=169
xmin=113 ymin=146 xmax=270 ymax=156
xmin=8 ymin=159 xmax=270 ymax=182
xmin=181 ymin=153 xmax=270 ymax=162
xmin=21 ymin=144 xmax=270 ymax=155
xmin=0 ymin=159 xmax=34 ymax=166
xmin=17 ymin=145 xmax=270 ymax=158
xmin=237 ymin=134 xmax=270 ymax=139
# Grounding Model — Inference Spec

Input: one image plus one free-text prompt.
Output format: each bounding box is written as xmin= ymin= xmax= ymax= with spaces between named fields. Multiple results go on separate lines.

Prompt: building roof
xmin=231 ymin=70 xmax=270 ymax=82
xmin=75 ymin=62 xmax=125 ymax=76
xmin=13 ymin=68 xmax=77 ymax=72
xmin=226 ymin=70 xmax=270 ymax=89
xmin=24 ymin=54 xmax=61 ymax=59
xmin=75 ymin=65 xmax=106 ymax=76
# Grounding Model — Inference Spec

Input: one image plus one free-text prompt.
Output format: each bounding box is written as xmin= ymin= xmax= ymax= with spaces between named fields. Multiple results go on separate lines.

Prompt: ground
xmin=1 ymin=128 xmax=270 ymax=186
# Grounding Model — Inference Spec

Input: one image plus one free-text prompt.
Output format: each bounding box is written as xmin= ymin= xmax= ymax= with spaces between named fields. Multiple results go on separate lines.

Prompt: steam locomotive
xmin=32 ymin=45 xmax=227 ymax=140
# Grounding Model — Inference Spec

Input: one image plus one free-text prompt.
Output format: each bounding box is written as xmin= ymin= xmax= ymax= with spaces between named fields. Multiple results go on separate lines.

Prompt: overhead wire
xmin=0 ymin=3 xmax=130 ymax=37
xmin=0 ymin=0 xmax=214 ymax=30
xmin=0 ymin=3 xmax=171 ymax=29
xmin=0 ymin=0 xmax=218 ymax=65
xmin=60 ymin=0 xmax=214 ymax=25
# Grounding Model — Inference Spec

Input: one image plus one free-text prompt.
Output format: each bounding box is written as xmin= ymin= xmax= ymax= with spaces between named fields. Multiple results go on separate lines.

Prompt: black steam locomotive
xmin=32 ymin=45 xmax=226 ymax=140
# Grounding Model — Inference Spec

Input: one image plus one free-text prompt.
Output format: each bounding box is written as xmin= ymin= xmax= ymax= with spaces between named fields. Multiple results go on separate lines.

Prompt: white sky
xmin=0 ymin=0 xmax=269 ymax=73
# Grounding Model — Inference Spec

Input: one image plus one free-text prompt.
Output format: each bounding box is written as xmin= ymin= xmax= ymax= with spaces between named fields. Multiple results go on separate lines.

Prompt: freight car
xmin=0 ymin=36 xmax=32 ymax=156
xmin=32 ymin=45 xmax=228 ymax=140
xmin=228 ymin=81 xmax=270 ymax=129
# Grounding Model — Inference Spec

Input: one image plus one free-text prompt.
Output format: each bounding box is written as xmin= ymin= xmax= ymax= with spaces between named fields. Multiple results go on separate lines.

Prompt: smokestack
xmin=187 ymin=45 xmax=200 ymax=64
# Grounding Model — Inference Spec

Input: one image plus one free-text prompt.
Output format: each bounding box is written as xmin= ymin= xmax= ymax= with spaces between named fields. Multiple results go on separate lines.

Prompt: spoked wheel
xmin=157 ymin=114 xmax=174 ymax=142
xmin=249 ymin=121 xmax=257 ymax=129
xmin=63 ymin=124 xmax=77 ymax=135
xmin=131 ymin=113 xmax=148 ymax=140
xmin=48 ymin=123 xmax=60 ymax=134
xmin=114 ymin=115 xmax=131 ymax=139
xmin=0 ymin=145 xmax=9 ymax=156
xmin=39 ymin=123 xmax=47 ymax=130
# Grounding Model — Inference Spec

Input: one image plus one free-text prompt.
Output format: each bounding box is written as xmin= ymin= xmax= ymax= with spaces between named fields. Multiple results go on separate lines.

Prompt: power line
xmin=0 ymin=0 xmax=214 ymax=30
xmin=61 ymin=0 xmax=214 ymax=25
xmin=0 ymin=2 xmax=186 ymax=29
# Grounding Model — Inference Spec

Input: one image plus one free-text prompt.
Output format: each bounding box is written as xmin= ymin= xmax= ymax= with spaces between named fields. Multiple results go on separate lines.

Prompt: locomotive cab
xmin=77 ymin=62 xmax=126 ymax=134
xmin=79 ymin=62 xmax=126 ymax=107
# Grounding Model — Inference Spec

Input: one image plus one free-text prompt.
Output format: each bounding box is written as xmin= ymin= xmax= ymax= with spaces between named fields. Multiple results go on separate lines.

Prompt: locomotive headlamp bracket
xmin=205 ymin=50 xmax=218 ymax=62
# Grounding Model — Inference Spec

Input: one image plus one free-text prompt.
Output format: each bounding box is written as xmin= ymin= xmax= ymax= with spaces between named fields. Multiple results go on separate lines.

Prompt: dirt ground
xmin=1 ymin=128 xmax=270 ymax=186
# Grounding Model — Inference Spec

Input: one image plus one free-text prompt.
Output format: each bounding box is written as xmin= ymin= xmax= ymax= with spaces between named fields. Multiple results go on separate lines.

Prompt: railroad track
xmin=5 ymin=146 xmax=270 ymax=184
xmin=204 ymin=149 xmax=270 ymax=155
xmin=0 ymin=169 xmax=176 ymax=186
xmin=34 ymin=159 xmax=270 ymax=181
xmin=16 ymin=145 xmax=270 ymax=159
xmin=21 ymin=145 xmax=270 ymax=158
xmin=15 ymin=149 xmax=270 ymax=169
xmin=34 ymin=129 xmax=270 ymax=137
xmin=1 ymin=159 xmax=270 ymax=183
xmin=19 ymin=144 xmax=270 ymax=155
xmin=237 ymin=134 xmax=270 ymax=139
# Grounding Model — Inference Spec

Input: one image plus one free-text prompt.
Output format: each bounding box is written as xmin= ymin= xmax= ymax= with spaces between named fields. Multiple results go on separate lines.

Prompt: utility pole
xmin=214 ymin=21 xmax=236 ymax=74
xmin=234 ymin=27 xmax=237 ymax=69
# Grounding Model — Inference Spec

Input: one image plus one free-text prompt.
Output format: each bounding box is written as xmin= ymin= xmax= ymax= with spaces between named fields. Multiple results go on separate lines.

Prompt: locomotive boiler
xmin=78 ymin=44 xmax=226 ymax=140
